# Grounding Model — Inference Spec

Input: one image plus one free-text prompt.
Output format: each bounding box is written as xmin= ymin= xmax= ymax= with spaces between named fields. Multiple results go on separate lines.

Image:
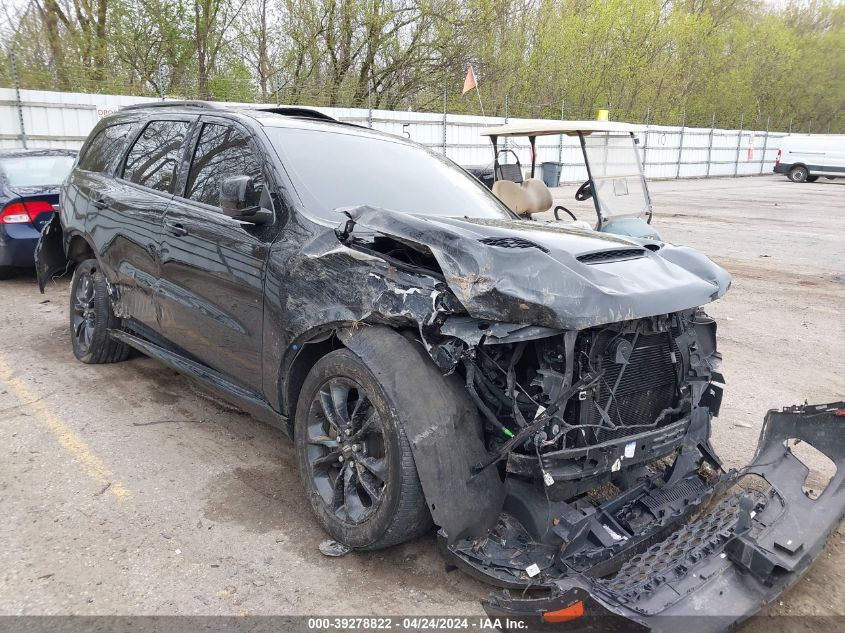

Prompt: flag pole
xmin=475 ymin=86 xmax=485 ymax=118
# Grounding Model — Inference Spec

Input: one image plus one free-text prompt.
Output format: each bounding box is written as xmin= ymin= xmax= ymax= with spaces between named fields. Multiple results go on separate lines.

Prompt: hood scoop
xmin=577 ymin=248 xmax=646 ymax=264
xmin=479 ymin=236 xmax=549 ymax=253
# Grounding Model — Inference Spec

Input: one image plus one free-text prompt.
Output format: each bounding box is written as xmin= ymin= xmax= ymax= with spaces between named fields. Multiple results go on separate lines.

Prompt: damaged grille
xmin=588 ymin=333 xmax=677 ymax=437
xmin=577 ymin=248 xmax=645 ymax=264
xmin=479 ymin=236 xmax=549 ymax=253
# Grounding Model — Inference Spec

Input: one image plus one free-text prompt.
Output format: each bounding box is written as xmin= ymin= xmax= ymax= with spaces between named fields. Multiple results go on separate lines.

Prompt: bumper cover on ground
xmin=471 ymin=403 xmax=845 ymax=631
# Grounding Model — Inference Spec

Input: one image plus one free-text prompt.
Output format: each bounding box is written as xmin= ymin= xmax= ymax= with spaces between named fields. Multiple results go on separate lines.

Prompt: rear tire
xmin=788 ymin=165 xmax=809 ymax=183
xmin=294 ymin=349 xmax=431 ymax=550
xmin=69 ymin=259 xmax=130 ymax=364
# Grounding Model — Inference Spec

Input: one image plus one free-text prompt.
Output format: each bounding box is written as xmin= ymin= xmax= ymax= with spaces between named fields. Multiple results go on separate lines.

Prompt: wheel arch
xmin=332 ymin=324 xmax=505 ymax=542
xmin=280 ymin=327 xmax=346 ymax=435
xmin=64 ymin=231 xmax=97 ymax=264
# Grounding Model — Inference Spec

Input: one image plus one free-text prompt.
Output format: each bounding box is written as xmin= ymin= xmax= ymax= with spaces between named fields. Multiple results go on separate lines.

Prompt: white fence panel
xmin=0 ymin=88 xmax=807 ymax=181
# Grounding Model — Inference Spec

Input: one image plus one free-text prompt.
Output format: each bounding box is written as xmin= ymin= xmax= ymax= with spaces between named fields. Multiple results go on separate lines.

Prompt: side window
xmin=122 ymin=120 xmax=190 ymax=192
xmin=78 ymin=123 xmax=134 ymax=173
xmin=186 ymin=123 xmax=264 ymax=208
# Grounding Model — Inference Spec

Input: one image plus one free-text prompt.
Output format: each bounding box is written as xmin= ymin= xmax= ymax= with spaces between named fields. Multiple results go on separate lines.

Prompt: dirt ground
xmin=1 ymin=175 xmax=844 ymax=627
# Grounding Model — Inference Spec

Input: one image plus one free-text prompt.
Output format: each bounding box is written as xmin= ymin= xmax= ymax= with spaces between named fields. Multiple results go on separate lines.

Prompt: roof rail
xmin=251 ymin=106 xmax=338 ymax=122
xmin=120 ymin=100 xmax=223 ymax=111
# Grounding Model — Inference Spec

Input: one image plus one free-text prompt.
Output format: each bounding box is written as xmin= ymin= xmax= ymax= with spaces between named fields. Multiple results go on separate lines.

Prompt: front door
xmin=96 ymin=118 xmax=192 ymax=330
xmin=158 ymin=119 xmax=275 ymax=391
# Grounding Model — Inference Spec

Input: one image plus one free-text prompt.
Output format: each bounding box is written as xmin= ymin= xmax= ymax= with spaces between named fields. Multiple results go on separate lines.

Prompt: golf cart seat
xmin=493 ymin=178 xmax=552 ymax=217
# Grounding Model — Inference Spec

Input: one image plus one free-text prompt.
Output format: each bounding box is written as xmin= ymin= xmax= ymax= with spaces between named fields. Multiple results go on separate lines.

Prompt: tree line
xmin=2 ymin=0 xmax=843 ymax=131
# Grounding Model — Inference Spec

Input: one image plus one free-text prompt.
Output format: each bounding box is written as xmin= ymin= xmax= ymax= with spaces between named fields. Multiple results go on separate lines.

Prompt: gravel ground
xmin=1 ymin=175 xmax=843 ymax=628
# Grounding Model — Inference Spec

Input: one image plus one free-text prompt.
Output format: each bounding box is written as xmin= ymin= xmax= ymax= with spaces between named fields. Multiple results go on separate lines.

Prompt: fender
xmin=337 ymin=325 xmax=505 ymax=542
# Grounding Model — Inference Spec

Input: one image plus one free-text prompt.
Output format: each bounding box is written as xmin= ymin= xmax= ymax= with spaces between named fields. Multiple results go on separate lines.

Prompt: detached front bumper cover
xmin=481 ymin=402 xmax=845 ymax=632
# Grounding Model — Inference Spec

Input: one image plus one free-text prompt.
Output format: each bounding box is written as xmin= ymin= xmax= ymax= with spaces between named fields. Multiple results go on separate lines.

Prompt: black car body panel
xmin=35 ymin=103 xmax=842 ymax=630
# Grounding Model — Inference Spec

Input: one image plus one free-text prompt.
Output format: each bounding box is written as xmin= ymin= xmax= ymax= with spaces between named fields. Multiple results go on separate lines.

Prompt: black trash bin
xmin=541 ymin=161 xmax=563 ymax=187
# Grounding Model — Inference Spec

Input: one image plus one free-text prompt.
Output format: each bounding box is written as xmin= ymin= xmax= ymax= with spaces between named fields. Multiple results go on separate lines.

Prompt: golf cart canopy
xmin=481 ymin=120 xmax=642 ymax=138
xmin=482 ymin=120 xmax=653 ymax=228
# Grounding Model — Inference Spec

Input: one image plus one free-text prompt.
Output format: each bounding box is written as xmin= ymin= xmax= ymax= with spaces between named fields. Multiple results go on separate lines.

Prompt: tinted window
xmin=0 ymin=155 xmax=75 ymax=187
xmin=265 ymin=127 xmax=511 ymax=221
xmin=186 ymin=123 xmax=264 ymax=207
xmin=78 ymin=123 xmax=134 ymax=173
xmin=123 ymin=120 xmax=190 ymax=192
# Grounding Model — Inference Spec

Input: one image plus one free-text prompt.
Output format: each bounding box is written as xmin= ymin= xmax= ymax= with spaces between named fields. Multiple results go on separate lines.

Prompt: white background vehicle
xmin=774 ymin=134 xmax=845 ymax=182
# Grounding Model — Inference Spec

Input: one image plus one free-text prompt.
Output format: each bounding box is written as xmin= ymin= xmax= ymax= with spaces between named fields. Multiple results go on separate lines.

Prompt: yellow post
xmin=597 ymin=109 xmax=609 ymax=121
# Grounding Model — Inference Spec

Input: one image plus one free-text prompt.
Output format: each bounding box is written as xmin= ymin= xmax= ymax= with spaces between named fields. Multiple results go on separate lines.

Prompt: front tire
xmin=69 ymin=259 xmax=130 ymax=364
xmin=788 ymin=165 xmax=809 ymax=182
xmin=294 ymin=349 xmax=431 ymax=549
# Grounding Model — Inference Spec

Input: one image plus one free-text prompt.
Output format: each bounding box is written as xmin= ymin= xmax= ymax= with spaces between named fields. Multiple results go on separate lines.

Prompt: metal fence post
xmin=675 ymin=109 xmax=686 ymax=179
xmin=442 ymin=81 xmax=447 ymax=155
xmin=733 ymin=114 xmax=743 ymax=178
xmin=367 ymin=80 xmax=373 ymax=129
xmin=557 ymin=99 xmax=564 ymax=163
xmin=9 ymin=48 xmax=28 ymax=149
xmin=705 ymin=113 xmax=715 ymax=178
xmin=759 ymin=116 xmax=770 ymax=175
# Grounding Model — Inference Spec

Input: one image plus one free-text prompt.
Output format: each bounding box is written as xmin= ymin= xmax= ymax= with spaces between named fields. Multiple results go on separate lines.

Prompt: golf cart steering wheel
xmin=575 ymin=180 xmax=593 ymax=201
xmin=553 ymin=206 xmax=578 ymax=221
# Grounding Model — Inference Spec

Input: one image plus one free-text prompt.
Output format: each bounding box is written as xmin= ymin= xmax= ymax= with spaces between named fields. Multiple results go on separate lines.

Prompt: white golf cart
xmin=480 ymin=120 xmax=661 ymax=240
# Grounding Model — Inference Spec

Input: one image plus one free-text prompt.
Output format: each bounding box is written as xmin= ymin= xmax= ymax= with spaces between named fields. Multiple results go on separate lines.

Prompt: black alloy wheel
xmin=303 ymin=377 xmax=388 ymax=525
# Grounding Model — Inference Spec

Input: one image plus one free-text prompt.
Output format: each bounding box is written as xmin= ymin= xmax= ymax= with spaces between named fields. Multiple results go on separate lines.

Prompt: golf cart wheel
xmin=788 ymin=165 xmax=809 ymax=183
xmin=69 ymin=259 xmax=129 ymax=364
xmin=295 ymin=349 xmax=431 ymax=549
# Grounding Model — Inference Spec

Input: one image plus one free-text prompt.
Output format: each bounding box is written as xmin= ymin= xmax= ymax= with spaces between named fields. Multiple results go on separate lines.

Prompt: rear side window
xmin=78 ymin=123 xmax=134 ymax=173
xmin=186 ymin=123 xmax=264 ymax=208
xmin=123 ymin=120 xmax=190 ymax=192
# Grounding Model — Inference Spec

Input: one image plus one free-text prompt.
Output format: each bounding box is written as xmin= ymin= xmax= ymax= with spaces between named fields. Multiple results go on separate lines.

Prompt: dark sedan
xmin=0 ymin=148 xmax=76 ymax=278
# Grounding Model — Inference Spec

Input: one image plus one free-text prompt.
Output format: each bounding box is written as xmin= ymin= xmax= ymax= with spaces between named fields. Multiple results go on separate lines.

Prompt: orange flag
xmin=462 ymin=65 xmax=477 ymax=95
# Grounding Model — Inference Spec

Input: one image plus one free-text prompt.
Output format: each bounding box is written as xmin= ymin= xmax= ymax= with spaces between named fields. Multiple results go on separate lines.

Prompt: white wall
xmin=1 ymin=87 xmax=792 ymax=182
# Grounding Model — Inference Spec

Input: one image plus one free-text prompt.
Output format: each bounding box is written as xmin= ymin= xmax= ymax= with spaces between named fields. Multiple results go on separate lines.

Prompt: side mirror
xmin=220 ymin=176 xmax=273 ymax=225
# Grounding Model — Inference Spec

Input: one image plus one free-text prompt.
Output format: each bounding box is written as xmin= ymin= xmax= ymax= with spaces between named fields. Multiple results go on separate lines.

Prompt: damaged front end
xmin=330 ymin=206 xmax=843 ymax=631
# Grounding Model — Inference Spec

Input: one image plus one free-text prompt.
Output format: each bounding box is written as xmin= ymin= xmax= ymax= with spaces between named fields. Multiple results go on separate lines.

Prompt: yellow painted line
xmin=0 ymin=356 xmax=128 ymax=500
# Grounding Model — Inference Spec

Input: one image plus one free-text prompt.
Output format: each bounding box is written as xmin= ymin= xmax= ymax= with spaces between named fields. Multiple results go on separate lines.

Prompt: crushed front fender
xmin=479 ymin=402 xmax=845 ymax=632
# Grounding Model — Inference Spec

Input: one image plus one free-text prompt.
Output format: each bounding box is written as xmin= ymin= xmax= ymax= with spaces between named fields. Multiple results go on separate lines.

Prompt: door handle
xmin=165 ymin=221 xmax=188 ymax=237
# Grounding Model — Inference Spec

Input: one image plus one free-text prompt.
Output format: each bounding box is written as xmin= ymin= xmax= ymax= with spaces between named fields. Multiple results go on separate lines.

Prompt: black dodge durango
xmin=35 ymin=101 xmax=845 ymax=630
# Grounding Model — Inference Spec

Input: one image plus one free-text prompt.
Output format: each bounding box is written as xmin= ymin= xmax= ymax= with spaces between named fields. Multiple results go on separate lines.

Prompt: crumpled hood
xmin=343 ymin=206 xmax=732 ymax=329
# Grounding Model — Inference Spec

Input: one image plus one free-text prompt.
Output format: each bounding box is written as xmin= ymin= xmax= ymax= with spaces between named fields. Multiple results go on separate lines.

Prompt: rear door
xmin=158 ymin=117 xmax=276 ymax=391
xmin=101 ymin=117 xmax=194 ymax=330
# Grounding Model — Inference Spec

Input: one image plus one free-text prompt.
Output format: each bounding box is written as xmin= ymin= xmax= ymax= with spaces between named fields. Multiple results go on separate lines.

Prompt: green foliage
xmin=1 ymin=0 xmax=842 ymax=131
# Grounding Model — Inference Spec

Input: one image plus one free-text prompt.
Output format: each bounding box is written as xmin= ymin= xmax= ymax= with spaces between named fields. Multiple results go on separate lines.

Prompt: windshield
xmin=582 ymin=133 xmax=650 ymax=220
xmin=265 ymin=127 xmax=512 ymax=221
xmin=0 ymin=155 xmax=75 ymax=188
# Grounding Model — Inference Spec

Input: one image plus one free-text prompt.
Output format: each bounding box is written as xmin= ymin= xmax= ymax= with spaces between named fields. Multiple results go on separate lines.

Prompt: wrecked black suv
xmin=37 ymin=102 xmax=845 ymax=630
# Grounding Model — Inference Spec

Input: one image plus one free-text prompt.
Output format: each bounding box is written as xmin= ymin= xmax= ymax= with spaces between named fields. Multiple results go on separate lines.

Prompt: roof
xmin=481 ymin=120 xmax=641 ymax=138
